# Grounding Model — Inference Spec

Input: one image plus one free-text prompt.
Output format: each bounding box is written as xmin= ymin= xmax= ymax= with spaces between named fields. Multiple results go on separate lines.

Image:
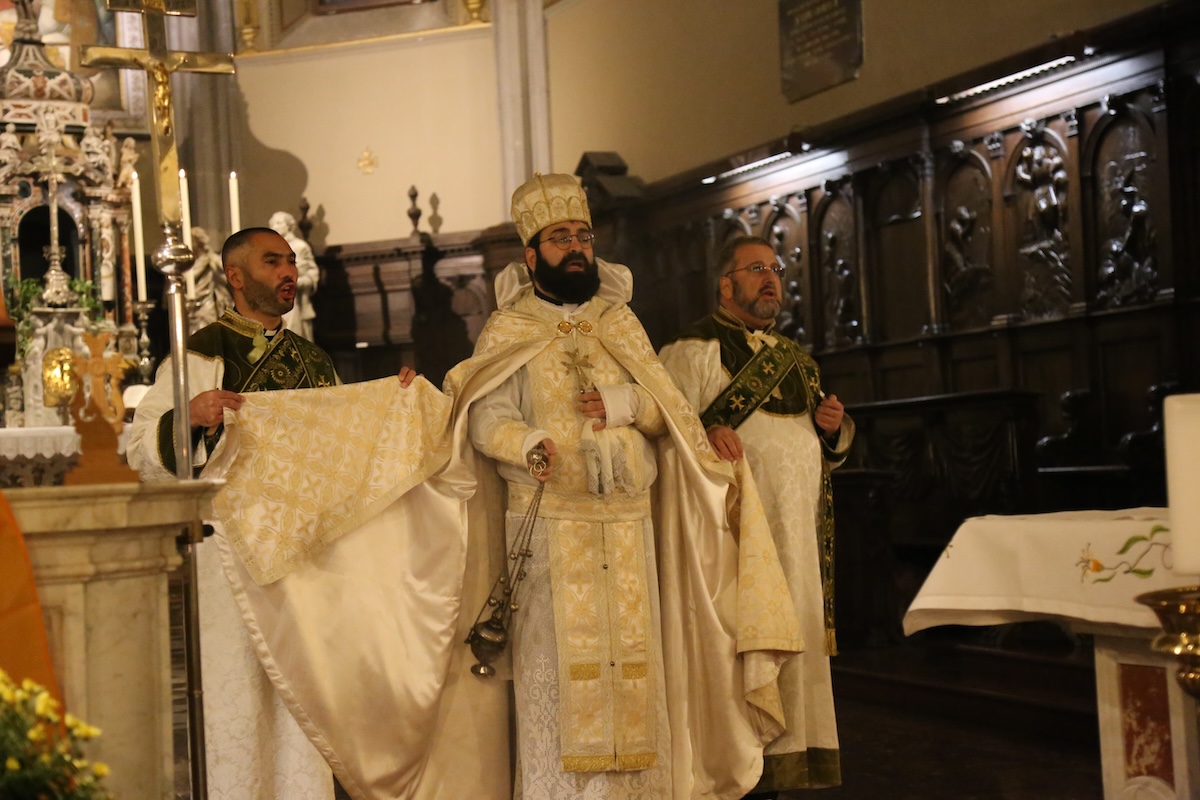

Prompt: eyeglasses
xmin=538 ymin=232 xmax=597 ymax=250
xmin=725 ymin=262 xmax=786 ymax=278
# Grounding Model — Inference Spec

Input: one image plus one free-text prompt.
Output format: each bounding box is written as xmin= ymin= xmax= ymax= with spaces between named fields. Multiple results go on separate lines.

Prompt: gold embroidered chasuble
xmin=444 ymin=261 xmax=803 ymax=799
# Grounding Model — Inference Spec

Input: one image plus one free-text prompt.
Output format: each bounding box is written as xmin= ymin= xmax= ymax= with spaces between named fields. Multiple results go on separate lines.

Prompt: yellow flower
xmin=4 ymin=757 xmax=18 ymax=772
xmin=34 ymin=690 xmax=57 ymax=718
xmin=39 ymin=753 xmax=52 ymax=765
xmin=73 ymin=757 xmax=90 ymax=770
xmin=78 ymin=723 xmax=102 ymax=739
xmin=27 ymin=724 xmax=45 ymax=742
xmin=20 ymin=678 xmax=36 ymax=692
xmin=0 ymin=684 xmax=12 ymax=704
xmin=93 ymin=762 xmax=110 ymax=777
xmin=64 ymin=712 xmax=80 ymax=729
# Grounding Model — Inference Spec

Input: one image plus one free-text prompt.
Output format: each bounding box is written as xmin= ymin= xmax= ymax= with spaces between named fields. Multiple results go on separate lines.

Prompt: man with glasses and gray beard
xmin=660 ymin=235 xmax=854 ymax=798
xmin=445 ymin=176 xmax=804 ymax=799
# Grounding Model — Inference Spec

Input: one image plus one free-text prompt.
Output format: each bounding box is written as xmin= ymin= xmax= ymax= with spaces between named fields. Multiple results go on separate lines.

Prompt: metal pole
xmin=153 ymin=223 xmax=206 ymax=799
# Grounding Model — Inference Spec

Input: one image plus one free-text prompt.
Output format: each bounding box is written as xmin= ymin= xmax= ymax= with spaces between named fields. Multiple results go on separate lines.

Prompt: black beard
xmin=533 ymin=248 xmax=600 ymax=304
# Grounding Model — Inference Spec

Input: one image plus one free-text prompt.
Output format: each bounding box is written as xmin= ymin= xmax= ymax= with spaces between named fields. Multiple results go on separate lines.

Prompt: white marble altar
xmin=12 ymin=480 xmax=221 ymax=800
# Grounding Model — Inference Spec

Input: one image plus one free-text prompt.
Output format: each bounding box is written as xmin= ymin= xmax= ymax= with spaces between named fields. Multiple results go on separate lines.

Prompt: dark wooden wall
xmin=586 ymin=26 xmax=1200 ymax=489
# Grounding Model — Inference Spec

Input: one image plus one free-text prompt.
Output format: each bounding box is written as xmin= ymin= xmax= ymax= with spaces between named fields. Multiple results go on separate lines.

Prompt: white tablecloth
xmin=903 ymin=508 xmax=1198 ymax=635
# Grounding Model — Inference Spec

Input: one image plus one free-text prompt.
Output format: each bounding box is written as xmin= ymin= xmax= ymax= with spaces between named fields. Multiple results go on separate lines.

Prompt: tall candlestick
xmin=179 ymin=168 xmax=195 ymax=297
xmin=132 ymin=171 xmax=147 ymax=302
xmin=1166 ymin=394 xmax=1200 ymax=574
xmin=229 ymin=171 xmax=241 ymax=232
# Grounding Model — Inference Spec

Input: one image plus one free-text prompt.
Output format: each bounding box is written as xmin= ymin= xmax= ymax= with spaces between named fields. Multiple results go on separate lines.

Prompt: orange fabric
xmin=0 ymin=491 xmax=59 ymax=701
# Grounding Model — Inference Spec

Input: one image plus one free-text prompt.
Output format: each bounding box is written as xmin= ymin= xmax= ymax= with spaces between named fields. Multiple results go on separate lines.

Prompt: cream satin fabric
xmin=202 ymin=378 xmax=510 ymax=800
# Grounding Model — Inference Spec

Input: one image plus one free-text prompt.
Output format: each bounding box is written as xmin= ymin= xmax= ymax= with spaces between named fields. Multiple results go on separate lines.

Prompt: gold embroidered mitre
xmin=511 ymin=172 xmax=592 ymax=245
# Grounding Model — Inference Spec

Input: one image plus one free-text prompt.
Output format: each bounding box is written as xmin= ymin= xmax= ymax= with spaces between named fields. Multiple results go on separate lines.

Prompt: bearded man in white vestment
xmin=128 ymin=228 xmax=424 ymax=800
xmin=659 ymin=235 xmax=855 ymax=796
xmin=444 ymin=175 xmax=807 ymax=800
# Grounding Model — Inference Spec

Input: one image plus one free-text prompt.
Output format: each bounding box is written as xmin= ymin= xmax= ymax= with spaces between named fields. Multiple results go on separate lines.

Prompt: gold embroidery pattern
xmin=570 ymin=663 xmax=601 ymax=680
xmin=548 ymin=515 xmax=656 ymax=772
xmin=213 ymin=379 xmax=451 ymax=584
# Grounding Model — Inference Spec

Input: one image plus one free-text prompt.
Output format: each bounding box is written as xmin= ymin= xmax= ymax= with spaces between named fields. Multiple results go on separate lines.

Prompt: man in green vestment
xmin=660 ymin=235 xmax=855 ymax=797
xmin=127 ymin=227 xmax=416 ymax=800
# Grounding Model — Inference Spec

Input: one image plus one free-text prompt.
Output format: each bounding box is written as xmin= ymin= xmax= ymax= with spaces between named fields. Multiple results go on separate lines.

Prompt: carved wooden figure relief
xmin=1092 ymin=112 xmax=1158 ymax=308
xmin=942 ymin=150 xmax=994 ymax=329
xmin=1013 ymin=122 xmax=1072 ymax=319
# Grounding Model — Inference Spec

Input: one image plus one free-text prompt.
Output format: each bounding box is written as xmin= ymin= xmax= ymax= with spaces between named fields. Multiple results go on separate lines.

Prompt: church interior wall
xmin=543 ymin=0 xmax=1167 ymax=184
xmin=233 ymin=25 xmax=503 ymax=247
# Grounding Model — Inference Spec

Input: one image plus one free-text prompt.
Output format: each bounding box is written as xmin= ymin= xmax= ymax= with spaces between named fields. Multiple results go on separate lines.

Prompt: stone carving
xmin=270 ymin=211 xmax=318 ymax=340
xmin=114 ymin=137 xmax=137 ymax=190
xmin=0 ymin=124 xmax=22 ymax=183
xmin=80 ymin=125 xmax=112 ymax=186
xmin=188 ymin=227 xmax=232 ymax=330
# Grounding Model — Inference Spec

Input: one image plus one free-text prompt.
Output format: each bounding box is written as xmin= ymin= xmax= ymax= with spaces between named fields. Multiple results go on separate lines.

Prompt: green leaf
xmin=1129 ymin=568 xmax=1155 ymax=578
xmin=1116 ymin=535 xmax=1148 ymax=555
xmin=1092 ymin=573 xmax=1117 ymax=583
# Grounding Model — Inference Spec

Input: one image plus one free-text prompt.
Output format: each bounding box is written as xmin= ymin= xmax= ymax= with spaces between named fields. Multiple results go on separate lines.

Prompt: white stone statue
xmin=81 ymin=125 xmax=111 ymax=184
xmin=269 ymin=211 xmax=318 ymax=340
xmin=115 ymin=137 xmax=136 ymax=190
xmin=189 ymin=227 xmax=232 ymax=331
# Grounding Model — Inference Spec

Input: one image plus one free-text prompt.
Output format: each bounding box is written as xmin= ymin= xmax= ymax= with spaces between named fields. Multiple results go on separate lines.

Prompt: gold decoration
xmin=41 ymin=347 xmax=77 ymax=407
xmin=65 ymin=330 xmax=139 ymax=486
xmin=464 ymin=0 xmax=485 ymax=23
xmin=357 ymin=148 xmax=379 ymax=174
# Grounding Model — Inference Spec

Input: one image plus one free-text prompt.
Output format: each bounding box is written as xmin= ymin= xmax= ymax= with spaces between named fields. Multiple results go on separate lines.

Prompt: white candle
xmin=131 ymin=171 xmax=147 ymax=302
xmin=1166 ymin=394 xmax=1200 ymax=575
xmin=229 ymin=171 xmax=241 ymax=232
xmin=179 ymin=168 xmax=194 ymax=297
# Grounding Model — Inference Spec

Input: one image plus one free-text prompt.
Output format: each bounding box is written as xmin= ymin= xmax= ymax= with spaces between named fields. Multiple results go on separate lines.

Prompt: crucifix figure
xmin=80 ymin=1 xmax=234 ymax=234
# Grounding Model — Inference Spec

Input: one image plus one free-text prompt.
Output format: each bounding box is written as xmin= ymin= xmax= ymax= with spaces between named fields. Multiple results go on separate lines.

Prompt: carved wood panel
xmin=940 ymin=144 xmax=995 ymax=329
xmin=812 ymin=182 xmax=862 ymax=349
xmin=868 ymin=160 xmax=928 ymax=342
xmin=947 ymin=334 xmax=1003 ymax=394
xmin=762 ymin=194 xmax=809 ymax=345
xmin=1085 ymin=97 xmax=1160 ymax=308
xmin=1003 ymin=120 xmax=1073 ymax=321
xmin=1094 ymin=316 xmax=1171 ymax=449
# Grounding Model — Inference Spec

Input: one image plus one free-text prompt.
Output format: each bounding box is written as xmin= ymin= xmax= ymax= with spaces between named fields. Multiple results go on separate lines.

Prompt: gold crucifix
xmin=80 ymin=1 xmax=235 ymax=230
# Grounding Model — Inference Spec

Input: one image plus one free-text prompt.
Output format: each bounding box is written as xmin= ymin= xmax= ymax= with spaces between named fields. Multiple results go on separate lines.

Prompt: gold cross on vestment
xmin=561 ymin=348 xmax=596 ymax=393
xmin=80 ymin=1 xmax=235 ymax=227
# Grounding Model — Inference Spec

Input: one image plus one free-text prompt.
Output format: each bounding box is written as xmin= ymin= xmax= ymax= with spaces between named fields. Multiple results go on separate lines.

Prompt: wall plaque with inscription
xmin=779 ymin=0 xmax=863 ymax=103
